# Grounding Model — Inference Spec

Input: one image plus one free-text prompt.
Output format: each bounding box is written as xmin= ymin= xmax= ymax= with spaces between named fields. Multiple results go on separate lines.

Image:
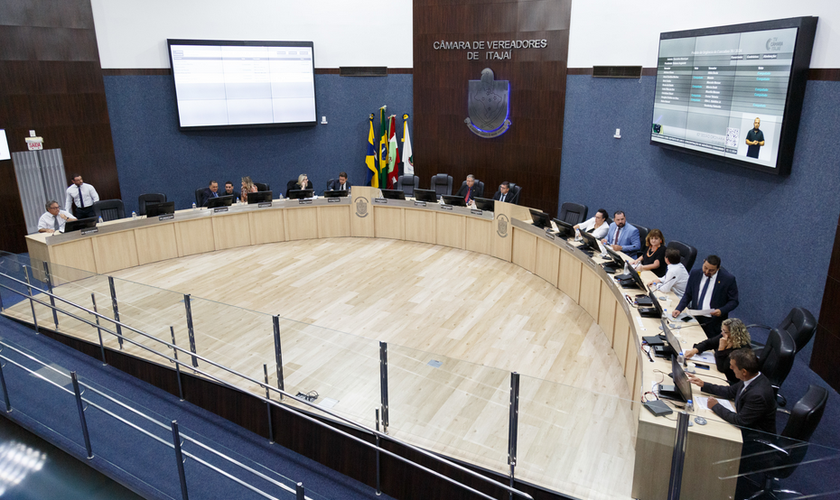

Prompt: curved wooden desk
xmin=24 ymin=186 xmax=739 ymax=499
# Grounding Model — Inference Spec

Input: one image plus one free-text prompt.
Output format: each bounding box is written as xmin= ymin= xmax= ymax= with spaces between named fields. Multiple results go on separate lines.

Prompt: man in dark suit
xmin=492 ymin=181 xmax=515 ymax=204
xmin=455 ymin=174 xmax=478 ymax=204
xmin=222 ymin=181 xmax=240 ymax=202
xmin=330 ymin=172 xmax=352 ymax=191
xmin=199 ymin=180 xmax=220 ymax=207
xmin=672 ymin=254 xmax=739 ymax=338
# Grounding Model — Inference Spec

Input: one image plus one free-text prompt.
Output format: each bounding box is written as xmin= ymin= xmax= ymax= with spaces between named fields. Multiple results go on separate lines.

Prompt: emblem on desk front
xmin=465 ymin=68 xmax=511 ymax=139
xmin=496 ymin=214 xmax=509 ymax=238
xmin=355 ymin=197 xmax=369 ymax=218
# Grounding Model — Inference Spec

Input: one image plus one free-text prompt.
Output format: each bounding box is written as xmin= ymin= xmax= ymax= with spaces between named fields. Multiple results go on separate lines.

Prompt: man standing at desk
xmin=456 ymin=174 xmax=478 ymax=204
xmin=601 ymin=211 xmax=641 ymax=258
xmin=672 ymin=255 xmax=739 ymax=338
xmin=200 ymin=180 xmax=220 ymax=206
xmin=38 ymin=200 xmax=75 ymax=233
xmin=65 ymin=174 xmax=99 ymax=219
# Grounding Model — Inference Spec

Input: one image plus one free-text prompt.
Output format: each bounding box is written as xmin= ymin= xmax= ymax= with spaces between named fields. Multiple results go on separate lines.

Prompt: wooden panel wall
xmin=811 ymin=213 xmax=840 ymax=391
xmin=414 ymin=0 xmax=571 ymax=218
xmin=0 ymin=0 xmax=120 ymax=253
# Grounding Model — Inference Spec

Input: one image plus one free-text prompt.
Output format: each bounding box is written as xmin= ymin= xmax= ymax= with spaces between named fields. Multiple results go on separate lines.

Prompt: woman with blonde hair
xmin=240 ymin=176 xmax=258 ymax=202
xmin=685 ymin=317 xmax=751 ymax=384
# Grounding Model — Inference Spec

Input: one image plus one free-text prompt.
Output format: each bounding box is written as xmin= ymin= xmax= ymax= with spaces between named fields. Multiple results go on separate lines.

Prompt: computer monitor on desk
xmin=473 ymin=197 xmax=494 ymax=211
xmin=655 ymin=319 xmax=682 ymax=358
xmin=639 ymin=290 xmax=664 ymax=318
xmin=284 ymin=190 xmax=310 ymax=201
xmin=577 ymin=230 xmax=601 ymax=256
xmin=63 ymin=217 xmax=97 ymax=233
xmin=616 ymin=260 xmax=646 ymax=290
xmin=146 ymin=201 xmax=176 ymax=217
xmin=659 ymin=355 xmax=693 ymax=404
xmin=323 ymin=190 xmax=348 ymax=198
xmin=529 ymin=209 xmax=551 ymax=229
xmin=551 ymin=218 xmax=575 ymax=239
xmin=441 ymin=195 xmax=467 ymax=207
xmin=603 ymin=246 xmax=626 ymax=273
xmin=380 ymin=189 xmax=406 ymax=200
xmin=413 ymin=189 xmax=438 ymax=203
xmin=206 ymin=195 xmax=234 ymax=208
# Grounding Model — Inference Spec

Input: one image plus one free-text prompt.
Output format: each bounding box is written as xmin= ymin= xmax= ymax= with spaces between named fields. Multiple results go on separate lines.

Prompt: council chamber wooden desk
xmin=24 ymin=186 xmax=740 ymax=499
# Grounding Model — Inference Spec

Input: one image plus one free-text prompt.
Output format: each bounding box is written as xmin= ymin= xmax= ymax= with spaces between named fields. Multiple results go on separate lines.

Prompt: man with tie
xmin=38 ymin=200 xmax=76 ymax=233
xmin=330 ymin=172 xmax=352 ymax=191
xmin=200 ymin=180 xmax=220 ymax=207
xmin=64 ymin=174 xmax=99 ymax=219
xmin=601 ymin=211 xmax=641 ymax=258
xmin=672 ymin=255 xmax=739 ymax=338
xmin=456 ymin=174 xmax=478 ymax=204
xmin=492 ymin=181 xmax=514 ymax=204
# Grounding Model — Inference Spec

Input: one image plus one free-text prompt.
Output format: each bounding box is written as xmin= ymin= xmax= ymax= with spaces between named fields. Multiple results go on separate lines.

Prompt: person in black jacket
xmin=685 ymin=318 xmax=751 ymax=384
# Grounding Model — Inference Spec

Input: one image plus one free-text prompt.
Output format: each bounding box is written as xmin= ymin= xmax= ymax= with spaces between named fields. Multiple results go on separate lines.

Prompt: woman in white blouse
xmin=574 ymin=208 xmax=610 ymax=240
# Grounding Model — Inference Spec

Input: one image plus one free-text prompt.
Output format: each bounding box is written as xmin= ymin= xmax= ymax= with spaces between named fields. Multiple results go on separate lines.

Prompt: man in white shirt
xmin=648 ymin=248 xmax=689 ymax=297
xmin=38 ymin=200 xmax=76 ymax=233
xmin=65 ymin=173 xmax=99 ymax=219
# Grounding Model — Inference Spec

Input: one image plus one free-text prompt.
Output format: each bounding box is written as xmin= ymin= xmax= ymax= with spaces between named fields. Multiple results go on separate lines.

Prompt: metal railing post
xmin=375 ymin=433 xmax=382 ymax=496
xmin=0 ymin=354 xmax=11 ymax=413
xmin=71 ymin=372 xmax=94 ymax=459
xmin=508 ymin=372 xmax=520 ymax=500
xmin=170 ymin=327 xmax=184 ymax=401
xmin=667 ymin=411 xmax=690 ymax=500
xmin=91 ymin=294 xmax=107 ymax=365
xmin=296 ymin=482 xmax=304 ymax=500
xmin=272 ymin=315 xmax=284 ymax=399
xmin=108 ymin=277 xmax=123 ymax=349
xmin=263 ymin=364 xmax=274 ymax=443
xmin=42 ymin=261 xmax=59 ymax=329
xmin=379 ymin=342 xmax=389 ymax=434
xmin=22 ymin=266 xmax=39 ymax=333
xmin=171 ymin=420 xmax=189 ymax=500
xmin=183 ymin=294 xmax=198 ymax=368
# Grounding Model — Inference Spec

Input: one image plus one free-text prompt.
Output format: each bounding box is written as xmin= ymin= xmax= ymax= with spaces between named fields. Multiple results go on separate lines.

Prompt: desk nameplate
xmin=441 ymin=205 xmax=453 ymax=211
xmin=259 ymin=202 xmax=274 ymax=208
xmin=471 ymin=209 xmax=483 ymax=216
xmin=80 ymin=228 xmax=99 ymax=236
xmin=159 ymin=214 xmax=175 ymax=221
xmin=328 ymin=197 xmax=341 ymax=203
xmin=213 ymin=207 xmax=229 ymax=213
xmin=414 ymin=201 xmax=427 ymax=207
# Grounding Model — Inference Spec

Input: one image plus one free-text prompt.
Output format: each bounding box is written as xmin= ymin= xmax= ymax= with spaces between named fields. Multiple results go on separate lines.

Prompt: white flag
xmin=402 ymin=114 xmax=414 ymax=175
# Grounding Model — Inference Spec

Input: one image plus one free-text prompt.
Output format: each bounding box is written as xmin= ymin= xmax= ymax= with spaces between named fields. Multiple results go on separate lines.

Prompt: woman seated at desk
xmin=287 ymin=174 xmax=314 ymax=197
xmin=574 ymin=209 xmax=610 ymax=240
xmin=632 ymin=228 xmax=666 ymax=277
xmin=241 ymin=176 xmax=258 ymax=203
xmin=685 ymin=318 xmax=751 ymax=384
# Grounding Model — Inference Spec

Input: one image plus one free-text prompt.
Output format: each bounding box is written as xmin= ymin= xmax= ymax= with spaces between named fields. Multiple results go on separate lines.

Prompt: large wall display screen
xmin=650 ymin=17 xmax=817 ymax=175
xmin=167 ymin=39 xmax=317 ymax=130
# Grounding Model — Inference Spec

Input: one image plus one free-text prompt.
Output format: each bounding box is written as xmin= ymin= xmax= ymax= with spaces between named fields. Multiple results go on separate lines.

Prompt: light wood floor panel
xmin=3 ymin=238 xmax=635 ymax=499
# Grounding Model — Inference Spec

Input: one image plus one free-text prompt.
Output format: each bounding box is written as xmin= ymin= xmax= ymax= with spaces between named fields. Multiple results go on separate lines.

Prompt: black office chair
xmin=754 ymin=328 xmax=796 ymax=406
xmin=743 ymin=384 xmax=828 ymax=499
xmin=666 ymin=240 xmax=698 ymax=272
xmin=749 ymin=307 xmax=817 ymax=354
xmin=93 ymin=199 xmax=126 ymax=221
xmin=138 ymin=193 xmax=166 ymax=216
xmin=397 ymin=175 xmax=420 ymax=196
xmin=459 ymin=179 xmax=485 ymax=198
xmin=559 ymin=202 xmax=588 ymax=225
xmin=634 ymin=224 xmax=650 ymax=246
xmin=430 ymin=174 xmax=453 ymax=198
xmin=254 ymin=182 xmax=270 ymax=192
xmin=194 ymin=188 xmax=204 ymax=207
xmin=508 ymin=184 xmax=522 ymax=205
xmin=326 ymin=178 xmax=336 ymax=191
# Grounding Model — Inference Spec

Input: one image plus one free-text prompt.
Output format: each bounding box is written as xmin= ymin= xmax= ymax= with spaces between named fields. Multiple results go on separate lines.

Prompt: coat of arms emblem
xmin=465 ymin=68 xmax=512 ymax=138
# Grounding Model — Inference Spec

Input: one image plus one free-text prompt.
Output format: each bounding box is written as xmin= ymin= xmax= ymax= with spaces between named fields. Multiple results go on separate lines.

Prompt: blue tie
xmin=697 ymin=276 xmax=711 ymax=309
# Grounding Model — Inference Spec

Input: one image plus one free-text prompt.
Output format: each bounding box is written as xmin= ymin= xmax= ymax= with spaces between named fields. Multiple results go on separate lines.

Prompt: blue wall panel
xmin=560 ymin=75 xmax=840 ymax=362
xmin=103 ymin=74 xmax=412 ymax=213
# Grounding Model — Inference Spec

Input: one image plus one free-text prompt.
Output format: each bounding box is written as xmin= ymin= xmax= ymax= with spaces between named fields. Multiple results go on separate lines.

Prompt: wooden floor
xmin=4 ymin=238 xmax=636 ymax=499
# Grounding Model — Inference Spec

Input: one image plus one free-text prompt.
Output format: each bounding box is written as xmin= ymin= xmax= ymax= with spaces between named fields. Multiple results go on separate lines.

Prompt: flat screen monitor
xmin=529 ymin=209 xmax=551 ymax=229
xmin=650 ymin=17 xmax=818 ymax=175
xmin=441 ymin=195 xmax=467 ymax=207
xmin=380 ymin=189 xmax=406 ymax=200
xmin=413 ymin=189 xmax=438 ymax=203
xmin=648 ymin=291 xmax=664 ymax=318
xmin=473 ymin=197 xmax=495 ymax=211
xmin=551 ymin=218 xmax=575 ymax=239
xmin=146 ymin=201 xmax=176 ymax=217
xmin=625 ymin=261 xmax=648 ymax=291
xmin=248 ymin=190 xmax=274 ymax=203
xmin=579 ymin=230 xmax=601 ymax=254
xmin=671 ymin=354 xmax=693 ymax=403
xmin=604 ymin=245 xmax=627 ymax=269
xmin=323 ymin=190 xmax=348 ymax=198
xmin=206 ymin=195 xmax=234 ymax=208
xmin=167 ymin=39 xmax=317 ymax=130
xmin=663 ymin=319 xmax=683 ymax=356
xmin=63 ymin=217 xmax=97 ymax=233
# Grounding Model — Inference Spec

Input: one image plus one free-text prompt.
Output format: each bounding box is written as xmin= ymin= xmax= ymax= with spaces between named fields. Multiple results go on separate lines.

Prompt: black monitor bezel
xmin=323 ymin=189 xmax=349 ymax=198
xmin=551 ymin=218 xmax=575 ymax=238
xmin=206 ymin=195 xmax=234 ymax=208
xmin=63 ymin=217 xmax=98 ymax=233
xmin=146 ymin=201 xmax=176 ymax=217
xmin=473 ymin=197 xmax=495 ymax=211
xmin=529 ymin=209 xmax=551 ymax=229
xmin=413 ymin=189 xmax=438 ymax=203
xmin=248 ymin=190 xmax=275 ymax=203
xmin=671 ymin=354 xmax=693 ymax=403
xmin=579 ymin=230 xmax=601 ymax=253
xmin=441 ymin=195 xmax=467 ymax=207
xmin=380 ymin=189 xmax=407 ymax=200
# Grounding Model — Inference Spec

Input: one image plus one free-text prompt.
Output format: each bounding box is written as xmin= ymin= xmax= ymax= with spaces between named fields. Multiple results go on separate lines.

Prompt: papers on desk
xmin=687 ymin=308 xmax=715 ymax=317
xmin=690 ymin=351 xmax=716 ymax=364
xmin=695 ymin=396 xmax=735 ymax=413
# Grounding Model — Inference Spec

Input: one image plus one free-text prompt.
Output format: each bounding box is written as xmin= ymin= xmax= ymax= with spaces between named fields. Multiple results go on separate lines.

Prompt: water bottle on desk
xmin=677 ymin=350 xmax=685 ymax=367
xmin=131 ymin=211 xmax=136 ymax=220
xmin=192 ymin=202 xmax=196 ymax=210
xmin=97 ymin=216 xmax=103 ymax=224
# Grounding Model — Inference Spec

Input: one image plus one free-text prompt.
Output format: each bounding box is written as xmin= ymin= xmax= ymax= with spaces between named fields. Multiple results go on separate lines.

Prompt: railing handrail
xmin=0 ymin=267 xmax=535 ymax=500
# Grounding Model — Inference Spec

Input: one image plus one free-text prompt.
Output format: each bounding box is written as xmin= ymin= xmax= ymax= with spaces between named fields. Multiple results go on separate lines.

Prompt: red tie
xmin=465 ymin=187 xmax=470 ymax=203
xmin=614 ymin=226 xmax=621 ymax=245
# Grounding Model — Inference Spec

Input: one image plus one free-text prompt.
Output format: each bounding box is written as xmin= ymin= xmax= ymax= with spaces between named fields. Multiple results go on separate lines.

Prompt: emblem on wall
xmin=355 ymin=197 xmax=369 ymax=218
xmin=465 ymin=68 xmax=512 ymax=138
xmin=496 ymin=213 xmax=509 ymax=238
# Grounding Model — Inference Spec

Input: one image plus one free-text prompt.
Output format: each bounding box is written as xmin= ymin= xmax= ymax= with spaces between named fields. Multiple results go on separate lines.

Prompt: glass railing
xmin=0 ymin=336 xmax=324 ymax=500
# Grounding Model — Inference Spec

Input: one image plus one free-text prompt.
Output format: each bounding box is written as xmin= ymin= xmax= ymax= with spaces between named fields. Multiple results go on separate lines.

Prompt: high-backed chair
xmin=634 ymin=224 xmax=650 ymax=246
xmin=138 ymin=193 xmax=166 ymax=216
xmin=666 ymin=240 xmax=698 ymax=272
xmin=755 ymin=328 xmax=796 ymax=406
xmin=559 ymin=202 xmax=588 ymax=225
xmin=458 ymin=179 xmax=485 ymax=198
xmin=744 ymin=385 xmax=828 ymax=498
xmin=750 ymin=307 xmax=817 ymax=354
xmin=508 ymin=184 xmax=522 ymax=205
xmin=254 ymin=182 xmax=270 ymax=192
xmin=430 ymin=174 xmax=453 ymax=198
xmin=397 ymin=175 xmax=420 ymax=196
xmin=326 ymin=179 xmax=336 ymax=191
xmin=194 ymin=188 xmax=204 ymax=207
xmin=93 ymin=200 xmax=126 ymax=222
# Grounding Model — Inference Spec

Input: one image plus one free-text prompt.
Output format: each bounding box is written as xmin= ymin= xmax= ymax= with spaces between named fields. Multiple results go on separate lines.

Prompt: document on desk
xmin=691 ymin=351 xmax=716 ymax=364
xmin=695 ymin=396 xmax=735 ymax=413
xmin=687 ymin=308 xmax=715 ymax=317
